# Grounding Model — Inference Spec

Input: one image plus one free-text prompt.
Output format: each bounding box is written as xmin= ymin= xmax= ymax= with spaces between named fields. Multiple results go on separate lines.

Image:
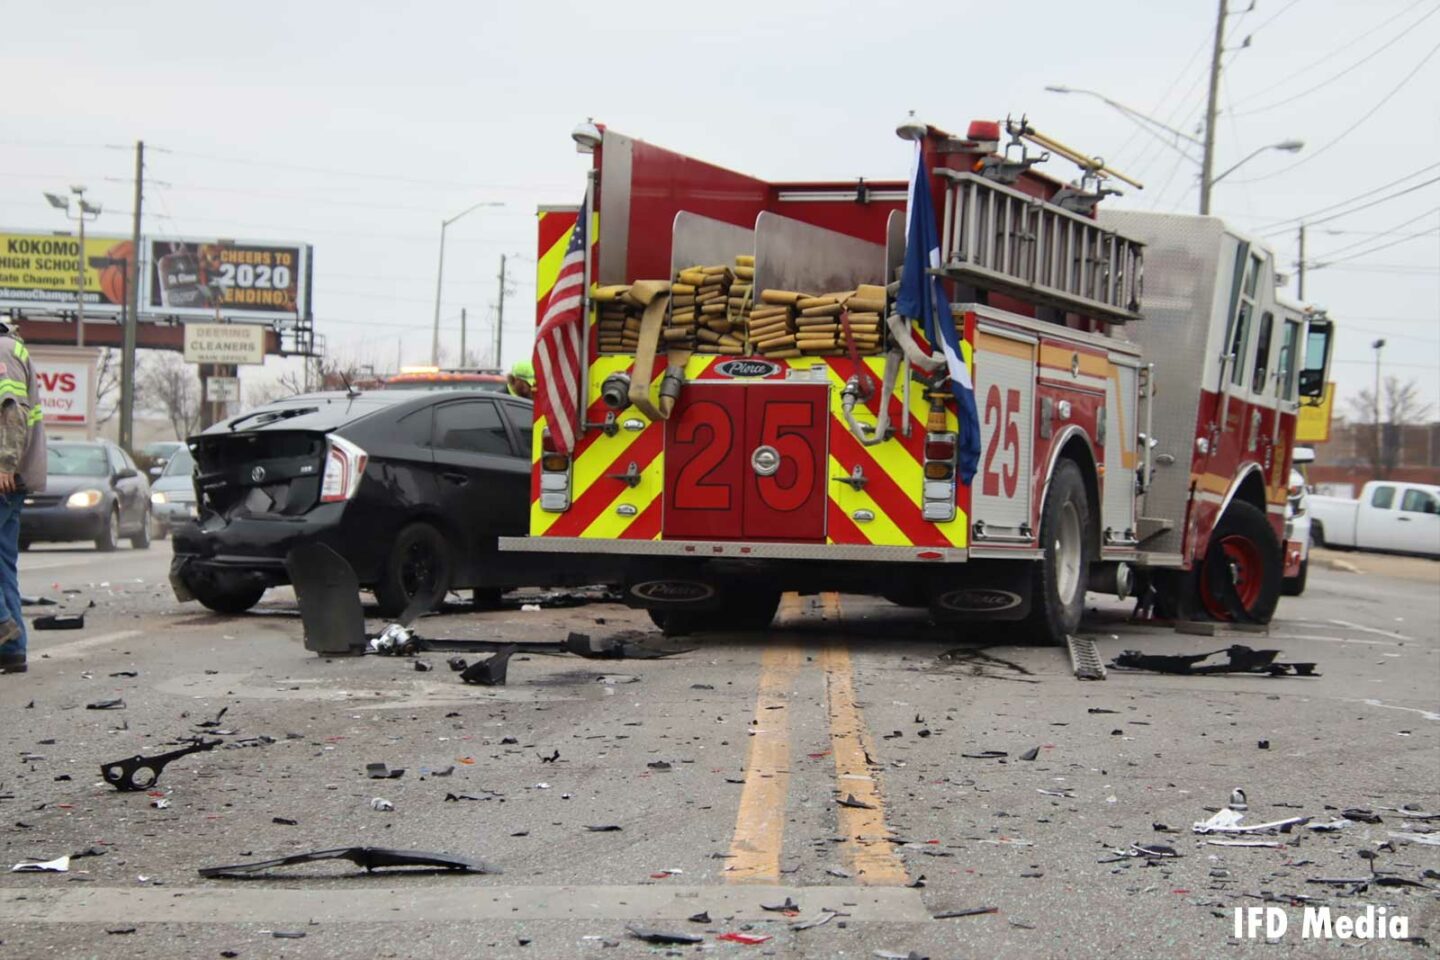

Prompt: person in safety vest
xmin=507 ymin=360 xmax=535 ymax=399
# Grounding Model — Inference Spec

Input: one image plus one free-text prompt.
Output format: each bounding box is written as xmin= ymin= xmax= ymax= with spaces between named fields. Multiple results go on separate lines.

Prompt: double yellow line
xmin=726 ymin=593 xmax=907 ymax=886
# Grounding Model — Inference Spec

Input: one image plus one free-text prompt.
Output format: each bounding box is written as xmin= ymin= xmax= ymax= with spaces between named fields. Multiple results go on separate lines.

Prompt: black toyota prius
xmin=171 ymin=388 xmax=557 ymax=616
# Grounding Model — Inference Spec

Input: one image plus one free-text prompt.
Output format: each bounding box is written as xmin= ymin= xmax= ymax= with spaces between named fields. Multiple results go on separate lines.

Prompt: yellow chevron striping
xmin=579 ymin=454 xmax=662 ymax=539
xmin=826 ymin=454 xmax=905 ymax=546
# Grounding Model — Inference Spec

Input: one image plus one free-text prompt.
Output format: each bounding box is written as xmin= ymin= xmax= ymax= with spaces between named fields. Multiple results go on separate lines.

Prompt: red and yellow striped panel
xmin=529 ymin=353 xmax=971 ymax=549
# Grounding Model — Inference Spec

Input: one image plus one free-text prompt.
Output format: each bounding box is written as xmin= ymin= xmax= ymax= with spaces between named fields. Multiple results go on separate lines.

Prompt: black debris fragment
xmin=86 ymin=699 xmax=125 ymax=711
xmin=413 ymin=660 xmax=433 ymax=672
xmin=933 ymin=906 xmax=998 ymax=919
xmin=539 ymin=750 xmax=560 ymax=763
xmin=106 ymin=927 xmax=137 ymax=935
xmin=1342 ymin=808 xmax=1382 ymax=823
xmin=1112 ymin=645 xmax=1318 ymax=677
xmin=194 ymin=707 xmax=229 ymax=729
xmin=101 ymin=739 xmax=221 ymax=792
xmin=273 ymin=817 xmax=298 ymax=826
xmin=460 ymin=645 xmax=516 ymax=686
xmin=32 ymin=614 xmax=84 ymax=630
xmin=271 ymin=931 xmax=306 ymax=939
xmin=626 ymin=926 xmax=703 ymax=945
xmin=761 ymin=896 xmax=800 ymax=912
xmin=837 ymin=793 xmax=876 ymax=810
xmin=108 ymin=671 xmax=138 ymax=678
xmin=365 ymin=763 xmax=404 ymax=780
xmin=1258 ymin=740 xmax=1270 ymax=749
xmin=1087 ymin=707 xmax=1118 ymax=714
xmin=961 ymin=751 xmax=1008 ymax=760
xmin=586 ymin=825 xmax=622 ymax=832
xmin=20 ymin=595 xmax=56 ymax=606
xmin=688 ymin=911 xmax=711 ymax=924
xmin=1019 ymin=747 xmax=1040 ymax=762
xmin=200 ymin=847 xmax=497 ymax=877
xmin=647 ymin=761 xmax=672 ymax=772
xmin=447 ymin=658 xmax=468 ymax=672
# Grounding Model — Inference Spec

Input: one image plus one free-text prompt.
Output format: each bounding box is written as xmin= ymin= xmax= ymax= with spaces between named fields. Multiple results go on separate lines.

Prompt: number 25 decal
xmin=755 ymin=401 xmax=815 ymax=512
xmin=673 ymin=401 xmax=733 ymax=510
xmin=982 ymin=385 xmax=1022 ymax=498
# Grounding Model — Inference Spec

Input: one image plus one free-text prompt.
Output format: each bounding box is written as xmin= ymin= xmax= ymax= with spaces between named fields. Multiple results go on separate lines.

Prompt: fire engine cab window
xmin=432 ymin=401 xmax=511 ymax=456
xmin=1401 ymin=489 xmax=1437 ymax=514
xmin=1278 ymin=320 xmax=1300 ymax=401
xmin=1229 ymin=302 xmax=1252 ymax=386
xmin=1371 ymin=486 xmax=1395 ymax=510
xmin=1251 ymin=311 xmax=1274 ymax=393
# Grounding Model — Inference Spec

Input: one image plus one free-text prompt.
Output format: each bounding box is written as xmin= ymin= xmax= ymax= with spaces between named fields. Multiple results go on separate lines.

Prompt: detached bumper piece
xmin=200 ymin=846 xmax=498 ymax=878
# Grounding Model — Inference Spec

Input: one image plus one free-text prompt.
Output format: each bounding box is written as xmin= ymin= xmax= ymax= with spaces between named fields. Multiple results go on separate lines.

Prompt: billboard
xmin=0 ymin=231 xmax=133 ymax=316
xmin=1296 ymin=381 xmax=1335 ymax=444
xmin=143 ymin=237 xmax=310 ymax=322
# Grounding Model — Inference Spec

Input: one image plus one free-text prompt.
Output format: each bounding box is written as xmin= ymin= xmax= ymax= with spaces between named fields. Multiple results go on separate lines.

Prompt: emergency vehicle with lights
xmin=499 ymin=117 xmax=1335 ymax=645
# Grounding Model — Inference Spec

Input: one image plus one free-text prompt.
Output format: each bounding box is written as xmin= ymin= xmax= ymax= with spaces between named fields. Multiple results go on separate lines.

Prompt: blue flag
xmin=895 ymin=145 xmax=981 ymax=484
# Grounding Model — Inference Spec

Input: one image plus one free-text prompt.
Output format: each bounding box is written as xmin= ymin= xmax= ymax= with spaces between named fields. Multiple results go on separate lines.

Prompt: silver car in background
xmin=149 ymin=446 xmax=197 ymax=538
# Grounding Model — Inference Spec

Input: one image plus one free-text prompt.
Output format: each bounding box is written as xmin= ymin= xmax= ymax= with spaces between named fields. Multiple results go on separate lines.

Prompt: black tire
xmin=374 ymin=522 xmax=452 ymax=619
xmin=1018 ymin=459 xmax=1093 ymax=645
xmin=130 ymin=509 xmax=152 ymax=550
xmin=648 ymin=608 xmax=702 ymax=636
xmin=187 ymin=573 xmax=267 ymax=614
xmin=95 ymin=508 xmax=119 ymax=552
xmin=17 ymin=540 xmax=29 ymax=552
xmin=472 ymin=587 xmax=504 ymax=610
xmin=1310 ymin=520 xmax=1326 ymax=548
xmin=1198 ymin=501 xmax=1281 ymax=623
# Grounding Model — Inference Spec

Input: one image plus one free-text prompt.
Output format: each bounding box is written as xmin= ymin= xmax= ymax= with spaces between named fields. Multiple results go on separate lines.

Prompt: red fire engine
xmin=500 ymin=118 xmax=1334 ymax=645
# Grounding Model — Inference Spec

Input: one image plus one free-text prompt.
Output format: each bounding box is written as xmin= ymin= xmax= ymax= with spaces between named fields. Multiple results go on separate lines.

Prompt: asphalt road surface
xmin=0 ymin=542 xmax=1436 ymax=959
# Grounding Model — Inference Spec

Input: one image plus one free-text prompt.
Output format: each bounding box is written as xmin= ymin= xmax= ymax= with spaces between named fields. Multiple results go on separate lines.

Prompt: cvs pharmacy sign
xmin=36 ymin=360 xmax=92 ymax=425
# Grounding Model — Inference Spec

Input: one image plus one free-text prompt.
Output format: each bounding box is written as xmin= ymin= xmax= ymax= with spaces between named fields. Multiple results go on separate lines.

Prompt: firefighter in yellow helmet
xmin=507 ymin=360 xmax=535 ymax=399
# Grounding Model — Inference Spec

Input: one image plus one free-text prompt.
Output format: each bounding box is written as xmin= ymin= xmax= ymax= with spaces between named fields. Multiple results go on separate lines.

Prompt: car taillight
xmin=320 ymin=434 xmax=368 ymax=503
xmin=539 ymin=428 xmax=571 ymax=513
xmin=922 ymin=428 xmax=957 ymax=522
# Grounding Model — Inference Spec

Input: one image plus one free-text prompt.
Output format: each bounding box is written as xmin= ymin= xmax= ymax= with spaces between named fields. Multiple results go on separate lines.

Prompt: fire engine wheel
xmin=1198 ymin=502 xmax=1281 ymax=623
xmin=1019 ymin=459 xmax=1092 ymax=646
xmin=375 ymin=523 xmax=452 ymax=619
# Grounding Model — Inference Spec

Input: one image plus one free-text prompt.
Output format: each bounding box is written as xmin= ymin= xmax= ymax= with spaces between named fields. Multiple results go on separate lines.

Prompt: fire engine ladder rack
xmin=936 ymin=170 xmax=1144 ymax=324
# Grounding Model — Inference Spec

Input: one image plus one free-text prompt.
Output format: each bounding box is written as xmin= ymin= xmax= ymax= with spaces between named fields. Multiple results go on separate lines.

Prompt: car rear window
xmin=220 ymin=396 xmax=392 ymax=434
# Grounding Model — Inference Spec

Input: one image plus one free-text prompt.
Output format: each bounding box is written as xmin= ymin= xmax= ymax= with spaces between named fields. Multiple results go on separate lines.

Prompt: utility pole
xmin=1296 ymin=223 xmax=1306 ymax=299
xmin=120 ymin=141 xmax=143 ymax=451
xmin=460 ymin=307 xmax=468 ymax=367
xmin=75 ymin=196 xmax=87 ymax=348
xmin=1199 ymin=0 xmax=1227 ymax=215
xmin=494 ymin=254 xmax=507 ymax=370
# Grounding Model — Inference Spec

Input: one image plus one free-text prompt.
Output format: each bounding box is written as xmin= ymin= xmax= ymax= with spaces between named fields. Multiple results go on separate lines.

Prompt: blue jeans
xmin=0 ymin=493 xmax=23 ymax=660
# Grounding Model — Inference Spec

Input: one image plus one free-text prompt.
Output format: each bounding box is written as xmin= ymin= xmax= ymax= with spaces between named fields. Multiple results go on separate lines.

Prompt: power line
xmin=1234 ymin=0 xmax=1434 ymax=104
xmin=1307 ymin=206 xmax=1440 ymax=259
xmin=1243 ymin=0 xmax=1308 ymax=39
xmin=1311 ymin=226 xmax=1440 ymax=267
xmin=1229 ymin=38 xmax=1440 ymax=184
xmin=1252 ymin=165 xmax=1440 ymax=233
xmin=1234 ymin=4 xmax=1440 ymax=116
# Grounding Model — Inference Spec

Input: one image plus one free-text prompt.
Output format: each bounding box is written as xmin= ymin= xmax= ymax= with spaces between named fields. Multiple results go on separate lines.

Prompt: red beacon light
xmin=967 ymin=120 xmax=1002 ymax=147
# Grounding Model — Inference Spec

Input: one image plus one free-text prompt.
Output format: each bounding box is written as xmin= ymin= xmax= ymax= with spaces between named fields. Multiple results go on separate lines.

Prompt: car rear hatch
xmin=191 ymin=397 xmax=383 ymax=521
xmin=192 ymin=429 xmax=327 ymax=519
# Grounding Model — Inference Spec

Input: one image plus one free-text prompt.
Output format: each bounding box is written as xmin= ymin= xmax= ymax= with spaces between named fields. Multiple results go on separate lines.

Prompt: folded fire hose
xmin=625 ymin=279 xmax=694 ymax=421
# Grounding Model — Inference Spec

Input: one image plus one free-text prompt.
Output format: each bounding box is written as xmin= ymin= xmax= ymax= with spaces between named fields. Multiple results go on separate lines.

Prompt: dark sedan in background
xmin=21 ymin=441 xmax=152 ymax=551
xmin=172 ymin=388 xmax=566 ymax=616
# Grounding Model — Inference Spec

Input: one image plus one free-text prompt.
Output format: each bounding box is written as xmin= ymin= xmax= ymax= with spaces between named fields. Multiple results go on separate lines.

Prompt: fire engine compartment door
xmin=971 ymin=325 xmax=1037 ymax=540
xmin=663 ymin=383 xmax=828 ymax=542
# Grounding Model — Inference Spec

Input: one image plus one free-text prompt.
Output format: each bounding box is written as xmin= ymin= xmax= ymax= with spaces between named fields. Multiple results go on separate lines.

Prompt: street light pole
xmin=1372 ymin=338 xmax=1387 ymax=475
xmin=430 ymin=200 xmax=503 ymax=366
xmin=45 ymin=187 xmax=102 ymax=348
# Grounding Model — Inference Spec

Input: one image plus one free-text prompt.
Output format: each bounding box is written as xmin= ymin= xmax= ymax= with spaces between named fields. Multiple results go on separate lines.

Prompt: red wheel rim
xmin=1200 ymin=534 xmax=1263 ymax=620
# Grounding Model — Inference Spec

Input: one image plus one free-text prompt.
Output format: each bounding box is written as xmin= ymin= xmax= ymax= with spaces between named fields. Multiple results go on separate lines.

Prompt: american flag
xmin=534 ymin=195 xmax=588 ymax=453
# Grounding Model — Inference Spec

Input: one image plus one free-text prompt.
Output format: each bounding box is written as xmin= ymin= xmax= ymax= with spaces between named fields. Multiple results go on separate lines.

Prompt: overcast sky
xmin=3 ymin=0 xmax=1437 ymax=418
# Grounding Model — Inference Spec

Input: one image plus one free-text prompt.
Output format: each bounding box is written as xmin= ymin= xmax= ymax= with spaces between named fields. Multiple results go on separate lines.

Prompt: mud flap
xmin=927 ymin=562 xmax=1033 ymax=622
xmin=286 ymin=542 xmax=367 ymax=656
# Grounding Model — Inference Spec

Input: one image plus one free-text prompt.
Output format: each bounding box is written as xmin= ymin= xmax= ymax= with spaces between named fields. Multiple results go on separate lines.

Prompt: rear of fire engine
xmin=499 ymin=118 xmax=1335 ymax=645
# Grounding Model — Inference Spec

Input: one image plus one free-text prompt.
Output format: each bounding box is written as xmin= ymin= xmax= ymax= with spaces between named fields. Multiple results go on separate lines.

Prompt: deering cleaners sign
xmin=183 ymin=323 xmax=265 ymax=366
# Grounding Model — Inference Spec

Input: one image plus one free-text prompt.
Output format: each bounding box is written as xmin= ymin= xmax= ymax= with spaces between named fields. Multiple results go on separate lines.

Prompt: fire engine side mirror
xmin=1297 ymin=318 xmax=1332 ymax=401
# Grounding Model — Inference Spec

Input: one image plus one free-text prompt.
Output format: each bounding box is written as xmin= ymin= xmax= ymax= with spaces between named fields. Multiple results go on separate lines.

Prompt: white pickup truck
xmin=1310 ymin=481 xmax=1440 ymax=557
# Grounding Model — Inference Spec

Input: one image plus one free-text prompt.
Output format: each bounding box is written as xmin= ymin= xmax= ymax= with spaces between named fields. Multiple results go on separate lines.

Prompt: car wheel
xmin=186 ymin=572 xmax=266 ymax=615
xmin=1282 ymin=558 xmax=1308 ymax=597
xmin=1018 ymin=459 xmax=1093 ymax=645
xmin=375 ymin=523 xmax=452 ymax=619
xmin=130 ymin=508 xmax=152 ymax=550
xmin=95 ymin=508 xmax=120 ymax=552
xmin=1310 ymin=520 xmax=1326 ymax=548
xmin=648 ymin=609 xmax=702 ymax=636
xmin=1198 ymin=501 xmax=1281 ymax=623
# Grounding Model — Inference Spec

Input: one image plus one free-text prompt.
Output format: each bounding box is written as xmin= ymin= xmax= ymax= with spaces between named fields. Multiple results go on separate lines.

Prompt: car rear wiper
xmin=226 ymin=406 xmax=318 ymax=431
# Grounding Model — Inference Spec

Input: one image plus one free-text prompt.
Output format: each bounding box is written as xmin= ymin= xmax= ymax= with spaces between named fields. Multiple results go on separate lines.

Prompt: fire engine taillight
xmin=922 ymin=430 xmax=957 ymax=522
xmin=320 ymin=434 xmax=368 ymax=503
xmin=539 ymin=428 xmax=572 ymax=513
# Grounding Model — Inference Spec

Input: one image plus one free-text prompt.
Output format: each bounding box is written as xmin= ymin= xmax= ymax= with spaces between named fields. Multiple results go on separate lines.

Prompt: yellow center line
xmin=725 ymin=639 xmax=802 ymax=884
xmin=820 ymin=595 xmax=909 ymax=886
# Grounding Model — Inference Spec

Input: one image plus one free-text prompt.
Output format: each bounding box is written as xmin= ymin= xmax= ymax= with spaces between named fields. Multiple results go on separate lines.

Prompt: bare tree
xmin=94 ymin=348 xmax=121 ymax=425
xmin=246 ymin=369 xmax=306 ymax=408
xmin=1345 ymin=377 xmax=1432 ymax=477
xmin=138 ymin=353 xmax=203 ymax=440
